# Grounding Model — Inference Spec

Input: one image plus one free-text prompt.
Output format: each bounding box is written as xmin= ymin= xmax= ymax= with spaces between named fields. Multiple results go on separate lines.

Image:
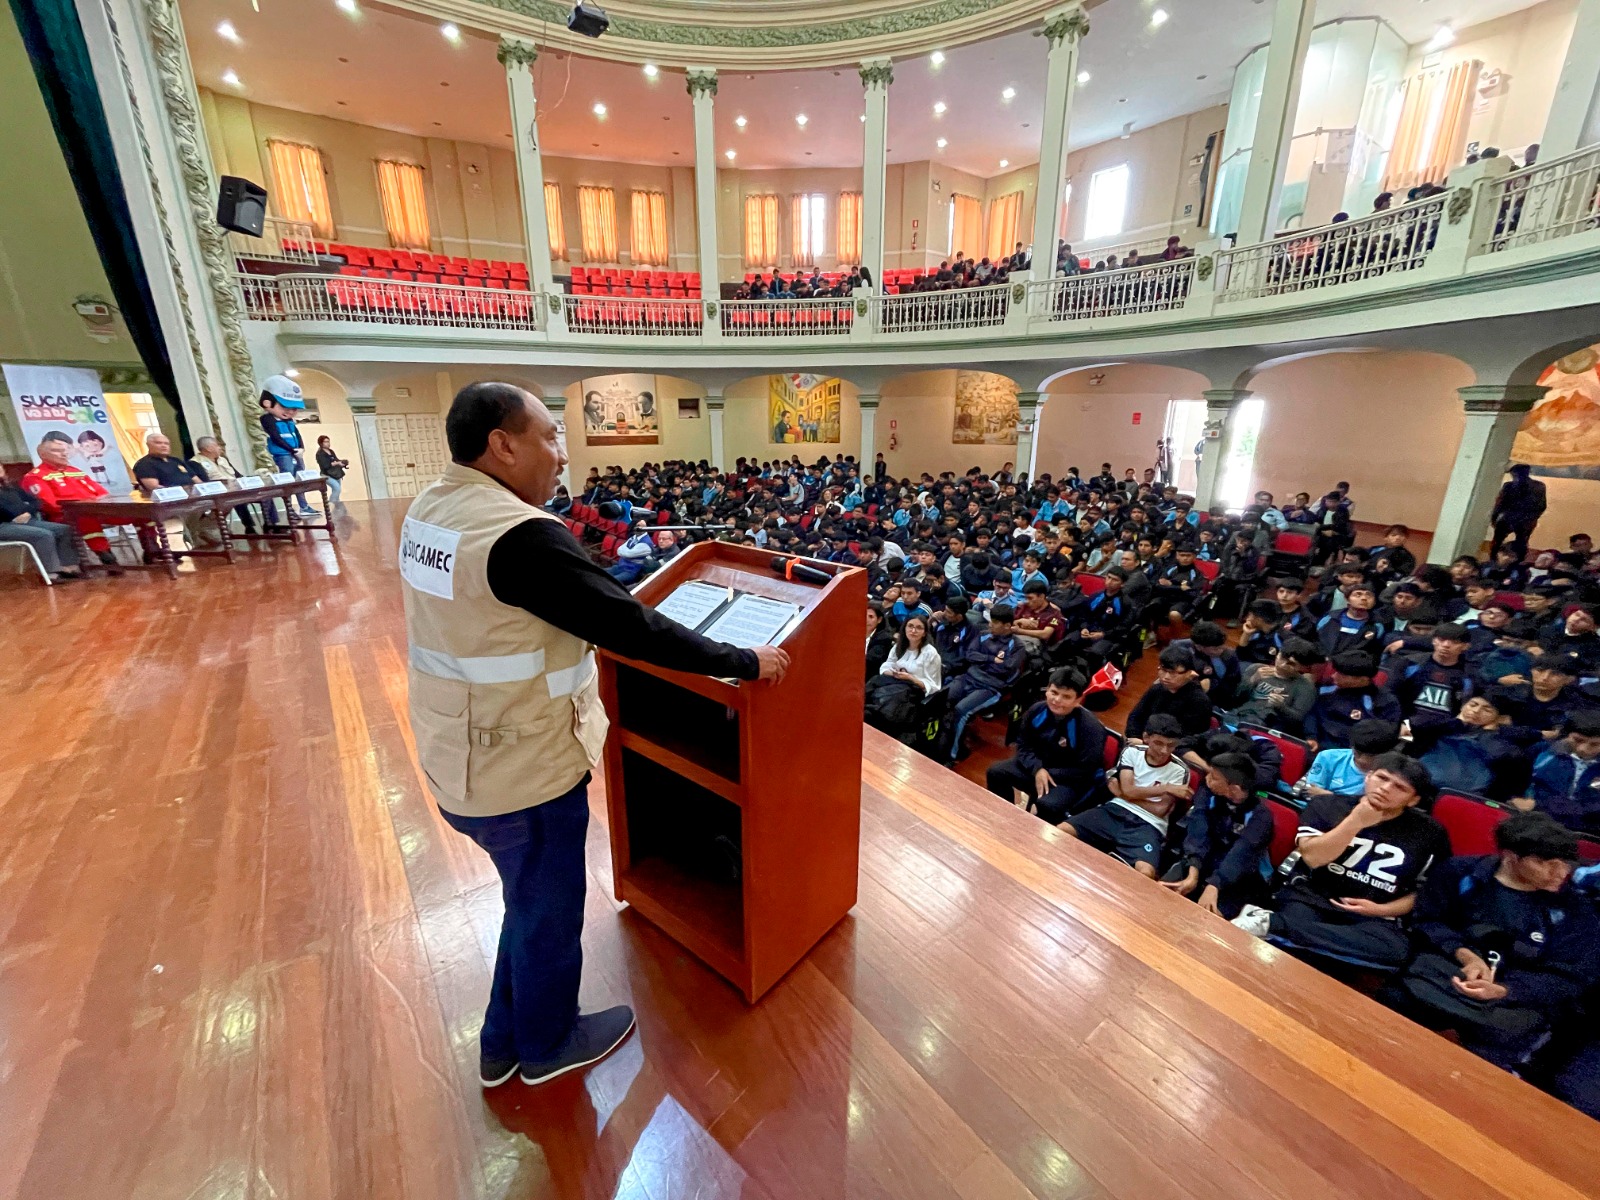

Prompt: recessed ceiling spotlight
xmin=1077 ymin=70 xmax=1091 ymax=84
xmin=795 ymin=113 xmax=808 ymax=126
xmin=725 ymin=149 xmax=736 ymax=160
xmin=1001 ymin=86 xmax=1016 ymax=101
xmin=999 ymin=159 xmax=1009 ymax=168
xmin=592 ymin=102 xmax=607 ymax=117
xmin=642 ymin=63 xmax=658 ymax=78
xmin=930 ymin=51 xmax=945 ymax=66
xmin=440 ymin=22 xmax=461 ymax=42
xmin=222 ymin=69 xmax=242 ymax=87
xmin=735 ymin=115 xmax=748 ymax=128
xmin=336 ymin=0 xmax=357 ymax=12
xmin=1426 ymin=25 xmax=1455 ymax=50
xmin=936 ymin=137 xmax=948 ymax=149
xmin=933 ymin=101 xmax=947 ymax=115
xmin=217 ymin=20 xmax=240 ymax=42
xmin=284 ymin=368 xmax=300 ymax=377
xmin=1150 ymin=9 xmax=1169 ymax=27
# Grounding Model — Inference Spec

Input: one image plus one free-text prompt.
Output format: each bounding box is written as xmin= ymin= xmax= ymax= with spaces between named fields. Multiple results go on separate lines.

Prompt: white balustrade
xmin=1478 ymin=146 xmax=1600 ymax=255
xmin=1029 ymin=258 xmax=1197 ymax=321
xmin=228 ymin=216 xmax=325 ymax=264
xmin=561 ymin=293 xmax=703 ymax=337
xmin=243 ymin=272 xmax=545 ymax=331
xmin=1216 ymin=194 xmax=1446 ymax=302
xmin=719 ymin=298 xmax=855 ymax=338
xmin=875 ymin=283 xmax=1010 ymax=333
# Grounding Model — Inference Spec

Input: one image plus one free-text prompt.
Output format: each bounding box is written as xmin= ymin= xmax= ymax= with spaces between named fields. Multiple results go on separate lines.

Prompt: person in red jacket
xmin=21 ymin=432 xmax=122 ymax=569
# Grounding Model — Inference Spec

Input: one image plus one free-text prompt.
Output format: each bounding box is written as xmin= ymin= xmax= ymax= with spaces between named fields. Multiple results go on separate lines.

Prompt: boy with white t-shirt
xmin=1063 ymin=714 xmax=1193 ymax=877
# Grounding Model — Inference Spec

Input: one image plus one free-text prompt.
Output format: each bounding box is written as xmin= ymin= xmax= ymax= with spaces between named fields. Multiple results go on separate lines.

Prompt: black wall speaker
xmin=216 ymin=175 xmax=268 ymax=236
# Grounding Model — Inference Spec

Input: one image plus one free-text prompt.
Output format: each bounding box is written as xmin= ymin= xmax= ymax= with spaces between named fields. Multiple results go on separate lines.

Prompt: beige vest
xmin=399 ymin=463 xmax=608 ymax=816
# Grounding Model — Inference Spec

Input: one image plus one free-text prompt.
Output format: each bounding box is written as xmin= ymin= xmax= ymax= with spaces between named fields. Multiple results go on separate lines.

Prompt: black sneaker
xmin=479 ymin=1053 xmax=519 ymax=1088
xmin=519 ymin=1006 xmax=636 ymax=1086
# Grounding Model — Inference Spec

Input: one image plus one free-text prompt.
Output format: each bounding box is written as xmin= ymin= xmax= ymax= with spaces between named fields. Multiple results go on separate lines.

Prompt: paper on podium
xmin=654 ymin=580 xmax=733 ymax=630
xmin=702 ymin=592 xmax=800 ymax=648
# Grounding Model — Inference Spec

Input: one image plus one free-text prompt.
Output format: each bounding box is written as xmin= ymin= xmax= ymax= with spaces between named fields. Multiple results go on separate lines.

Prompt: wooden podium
xmin=597 ymin=541 xmax=866 ymax=1002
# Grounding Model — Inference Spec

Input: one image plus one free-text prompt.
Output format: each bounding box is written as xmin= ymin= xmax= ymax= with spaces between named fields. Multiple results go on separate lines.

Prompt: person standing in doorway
xmin=400 ymin=382 xmax=789 ymax=1090
xmin=315 ymin=435 xmax=349 ymax=508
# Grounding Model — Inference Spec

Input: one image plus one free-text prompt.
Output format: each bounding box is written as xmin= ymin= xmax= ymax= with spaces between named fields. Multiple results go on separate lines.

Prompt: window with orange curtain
xmin=949 ymin=194 xmax=982 ymax=260
xmin=266 ymin=139 xmax=334 ymax=239
xmin=375 ymin=160 xmax=431 ymax=250
xmin=629 ymin=190 xmax=669 ymax=266
xmin=836 ymin=191 xmax=862 ymax=265
xmin=1381 ymin=59 xmax=1482 ymax=193
xmin=985 ymin=191 xmax=1022 ymax=263
xmin=790 ymin=193 xmax=825 ymax=267
xmin=544 ymin=181 xmax=566 ymax=260
xmin=578 ymin=185 xmax=619 ymax=262
xmin=744 ymin=194 xmax=779 ymax=267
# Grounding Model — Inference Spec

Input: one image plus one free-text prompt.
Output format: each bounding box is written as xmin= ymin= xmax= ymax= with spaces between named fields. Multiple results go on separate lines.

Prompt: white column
xmin=1016 ymin=391 xmax=1044 ymax=481
xmin=857 ymin=393 xmax=880 ymax=465
xmin=1030 ymin=7 xmax=1089 ymax=279
xmin=1428 ymin=385 xmax=1545 ymax=564
xmin=1194 ymin=388 xmax=1250 ymax=509
xmin=1541 ymin=0 xmax=1600 ymax=158
xmin=687 ymin=68 xmax=721 ymax=333
xmin=545 ymin=395 xmax=572 ymax=493
xmin=501 ymin=38 xmax=556 ymax=294
xmin=1233 ymin=0 xmax=1317 ymax=246
xmin=859 ymin=59 xmax=892 ymax=289
xmin=348 ymin=395 xmax=388 ymax=500
xmin=707 ymin=391 xmax=726 ymax=469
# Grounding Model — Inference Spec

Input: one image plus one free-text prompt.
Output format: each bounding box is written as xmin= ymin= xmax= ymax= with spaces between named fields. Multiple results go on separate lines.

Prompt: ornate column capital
xmin=1201 ymin=387 xmax=1252 ymax=411
xmin=859 ymin=58 xmax=894 ymax=91
xmin=856 ymin=392 xmax=881 ymax=410
xmin=346 ymin=395 xmax=377 ymax=416
xmin=496 ymin=37 xmax=538 ymax=69
xmin=686 ymin=68 xmax=718 ymax=100
xmin=542 ymin=393 xmax=567 ymax=413
xmin=704 ymin=392 xmax=726 ymax=411
xmin=1016 ymin=389 xmax=1045 ymax=411
xmin=1458 ymin=384 xmax=1546 ymax=415
xmin=1042 ymin=5 xmax=1090 ymax=50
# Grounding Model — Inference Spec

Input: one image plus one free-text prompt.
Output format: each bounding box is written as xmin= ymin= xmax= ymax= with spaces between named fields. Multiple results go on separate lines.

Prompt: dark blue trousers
xmin=440 ymin=777 xmax=590 ymax=1064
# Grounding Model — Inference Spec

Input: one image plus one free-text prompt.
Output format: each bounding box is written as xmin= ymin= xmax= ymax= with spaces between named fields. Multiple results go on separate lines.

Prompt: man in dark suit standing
xmin=1491 ymin=463 xmax=1547 ymax=559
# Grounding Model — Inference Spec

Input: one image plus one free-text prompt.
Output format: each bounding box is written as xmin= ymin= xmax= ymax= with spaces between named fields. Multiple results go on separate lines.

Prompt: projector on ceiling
xmin=568 ymin=2 xmax=609 ymax=37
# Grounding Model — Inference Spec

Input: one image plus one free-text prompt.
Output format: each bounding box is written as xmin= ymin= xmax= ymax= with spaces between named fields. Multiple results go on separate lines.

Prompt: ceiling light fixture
xmin=285 ymin=368 xmax=301 ymax=378
xmin=725 ymin=149 xmax=736 ymax=160
xmin=642 ymin=63 xmax=658 ymax=78
xmin=592 ymin=102 xmax=607 ymax=116
xmin=933 ymin=101 xmax=947 ymax=115
xmin=930 ymin=50 xmax=945 ymax=66
xmin=936 ymin=137 xmax=947 ymax=149
xmin=1150 ymin=8 xmax=1168 ymax=27
xmin=1077 ymin=70 xmax=1091 ymax=85
xmin=222 ymin=69 xmax=242 ymax=87
xmin=999 ymin=159 xmax=1009 ymax=168
xmin=795 ymin=113 xmax=808 ymax=126
xmin=1001 ymin=86 xmax=1016 ymax=101
xmin=217 ymin=20 xmax=240 ymax=42
xmin=1426 ymin=25 xmax=1455 ymax=50
xmin=735 ymin=115 xmax=748 ymax=128
xmin=440 ymin=22 xmax=460 ymax=42
xmin=336 ymin=0 xmax=358 ymax=12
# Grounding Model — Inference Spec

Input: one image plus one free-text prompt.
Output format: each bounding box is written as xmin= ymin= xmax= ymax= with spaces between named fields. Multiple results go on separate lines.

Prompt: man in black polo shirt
xmin=132 ymin=431 xmax=204 ymax=492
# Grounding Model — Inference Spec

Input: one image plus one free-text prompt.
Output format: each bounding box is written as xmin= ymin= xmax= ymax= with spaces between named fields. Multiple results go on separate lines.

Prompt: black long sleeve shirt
xmin=486 ymin=519 xmax=759 ymax=680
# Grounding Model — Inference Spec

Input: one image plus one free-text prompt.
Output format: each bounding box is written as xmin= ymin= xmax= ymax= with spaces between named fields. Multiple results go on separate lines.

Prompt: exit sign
xmin=1131 ymin=411 xmax=1142 ymax=425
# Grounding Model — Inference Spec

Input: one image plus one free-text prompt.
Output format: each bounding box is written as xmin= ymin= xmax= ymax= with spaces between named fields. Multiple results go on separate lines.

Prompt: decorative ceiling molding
xmin=385 ymin=0 xmax=1092 ymax=68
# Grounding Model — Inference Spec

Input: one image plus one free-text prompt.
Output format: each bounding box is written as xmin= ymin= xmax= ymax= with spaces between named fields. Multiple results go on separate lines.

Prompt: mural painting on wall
xmin=769 ymin=374 xmax=841 ymax=444
xmin=952 ymin=370 xmax=1019 ymax=445
xmin=582 ymin=374 xmax=659 ymax=445
xmin=1513 ymin=345 xmax=1600 ymax=480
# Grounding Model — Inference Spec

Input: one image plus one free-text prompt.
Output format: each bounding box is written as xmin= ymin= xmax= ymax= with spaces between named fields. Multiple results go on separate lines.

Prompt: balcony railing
xmin=242 ymin=272 xmax=544 ymax=331
xmin=1479 ymin=145 xmax=1600 ymax=254
xmin=1216 ymin=193 xmax=1446 ymax=302
xmin=1029 ymin=257 xmax=1196 ymax=321
xmin=562 ymin=293 xmax=702 ymax=337
xmin=719 ymin=297 xmax=855 ymax=337
xmin=229 ymin=216 xmax=325 ymax=265
xmin=875 ymin=283 xmax=1010 ymax=333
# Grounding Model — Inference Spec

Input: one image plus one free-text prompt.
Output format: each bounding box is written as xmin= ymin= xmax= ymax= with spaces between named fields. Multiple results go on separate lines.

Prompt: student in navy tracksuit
xmin=1524 ymin=711 xmax=1600 ymax=837
xmin=944 ymin=605 xmax=1024 ymax=762
xmin=1162 ymin=752 xmax=1275 ymax=918
xmin=1305 ymin=652 xmax=1402 ymax=748
xmin=985 ymin=668 xmax=1108 ymax=823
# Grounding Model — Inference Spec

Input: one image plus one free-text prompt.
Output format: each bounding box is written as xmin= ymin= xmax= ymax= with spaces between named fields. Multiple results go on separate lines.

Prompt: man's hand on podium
xmin=752 ymin=645 xmax=790 ymax=684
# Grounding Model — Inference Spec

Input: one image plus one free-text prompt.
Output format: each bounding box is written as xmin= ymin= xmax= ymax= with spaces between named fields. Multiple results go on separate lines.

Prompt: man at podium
xmin=399 ymin=382 xmax=789 ymax=1090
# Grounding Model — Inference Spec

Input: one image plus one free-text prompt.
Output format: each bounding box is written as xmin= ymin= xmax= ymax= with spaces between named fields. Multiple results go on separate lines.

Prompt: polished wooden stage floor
xmin=1 ymin=500 xmax=1595 ymax=1200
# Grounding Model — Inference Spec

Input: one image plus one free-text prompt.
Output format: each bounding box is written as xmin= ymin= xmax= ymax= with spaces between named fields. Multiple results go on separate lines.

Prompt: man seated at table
xmin=0 ymin=474 xmax=84 ymax=581
xmin=20 ymin=433 xmax=121 ymax=571
xmin=133 ymin=430 xmax=210 ymax=559
xmin=187 ymin=436 xmax=260 ymax=537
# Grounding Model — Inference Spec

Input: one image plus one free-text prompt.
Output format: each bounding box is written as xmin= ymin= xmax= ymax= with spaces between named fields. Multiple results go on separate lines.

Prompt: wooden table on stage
xmin=62 ymin=477 xmax=335 ymax=579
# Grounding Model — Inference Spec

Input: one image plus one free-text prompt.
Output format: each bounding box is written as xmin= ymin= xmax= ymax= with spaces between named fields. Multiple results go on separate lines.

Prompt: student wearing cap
xmin=259 ymin=374 xmax=317 ymax=515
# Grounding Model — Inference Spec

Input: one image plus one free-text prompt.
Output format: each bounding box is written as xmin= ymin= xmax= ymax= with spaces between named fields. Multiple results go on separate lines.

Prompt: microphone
xmin=770 ymin=555 xmax=833 ymax=586
xmin=596 ymin=500 xmax=624 ymax=519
